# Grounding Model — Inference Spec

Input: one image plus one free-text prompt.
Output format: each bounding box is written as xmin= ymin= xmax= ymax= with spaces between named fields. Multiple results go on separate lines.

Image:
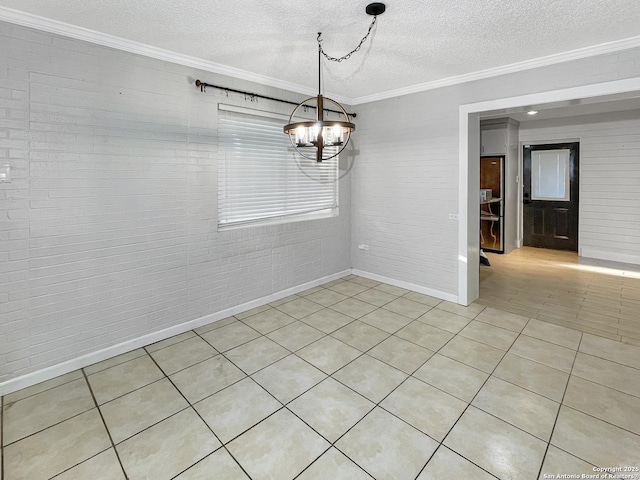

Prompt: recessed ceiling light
xmin=527 ymin=110 xmax=538 ymax=115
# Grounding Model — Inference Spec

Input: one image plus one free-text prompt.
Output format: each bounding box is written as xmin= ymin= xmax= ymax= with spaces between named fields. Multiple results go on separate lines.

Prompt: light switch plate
xmin=0 ymin=164 xmax=10 ymax=183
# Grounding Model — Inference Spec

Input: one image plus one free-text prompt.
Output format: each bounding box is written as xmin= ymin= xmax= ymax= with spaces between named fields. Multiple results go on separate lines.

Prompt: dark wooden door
xmin=523 ymin=143 xmax=579 ymax=251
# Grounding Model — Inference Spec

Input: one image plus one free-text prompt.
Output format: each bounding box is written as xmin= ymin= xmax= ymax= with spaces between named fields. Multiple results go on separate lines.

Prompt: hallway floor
xmin=478 ymin=246 xmax=640 ymax=345
xmin=3 ymin=274 xmax=640 ymax=479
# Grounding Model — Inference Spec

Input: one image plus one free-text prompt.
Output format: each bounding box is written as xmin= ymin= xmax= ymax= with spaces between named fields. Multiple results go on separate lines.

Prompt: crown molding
xmin=350 ymin=35 xmax=640 ymax=105
xmin=1 ymin=6 xmax=639 ymax=107
xmin=0 ymin=6 xmax=351 ymax=105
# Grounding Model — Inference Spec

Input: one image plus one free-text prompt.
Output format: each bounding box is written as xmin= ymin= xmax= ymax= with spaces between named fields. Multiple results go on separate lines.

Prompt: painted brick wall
xmin=352 ymin=48 xmax=640 ymax=298
xmin=0 ymin=21 xmax=351 ymax=384
xmin=520 ymin=110 xmax=640 ymax=264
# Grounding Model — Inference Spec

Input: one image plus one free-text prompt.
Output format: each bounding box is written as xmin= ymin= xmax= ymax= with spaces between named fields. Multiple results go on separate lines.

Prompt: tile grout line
xmin=146 ymin=331 xmax=199 ymax=354
xmin=164 ymin=285 xmax=384 ymax=463
xmin=95 ymin=337 xmax=247 ymax=448
xmin=276 ymin=365 xmax=381 ymax=478
xmin=88 ymin=350 xmax=198 ymax=446
xmin=316 ymin=407 xmax=379 ymax=474
xmin=144 ymin=347 xmax=256 ymax=480
xmin=558 ymin=351 xmax=640 ymax=399
xmin=91 ymin=373 xmax=168 ymax=412
xmin=5 ymin=374 xmax=133 ymax=448
xmin=557 ymin=404 xmax=640 ymax=440
xmin=569 ymin=372 xmax=640 ymax=401
xmin=194 ymin=322 xmax=313 ymax=378
xmin=413 ymin=315 xmax=533 ymax=480
xmin=235 ymin=282 xmax=444 ymax=362
xmin=317 ymin=303 xmax=474 ymax=421
xmin=291 ymin=444 xmax=374 ymax=480
xmin=209 ymin=291 xmax=418 ymax=478
xmin=331 ymin=354 xmax=464 ymax=479
xmin=558 ymin=336 xmax=640 ymax=439
xmin=490 ymin=358 xmax=566 ymax=403
xmin=502 ymin=346 xmax=574 ymax=377
xmin=413 ymin=326 xmax=512 ymax=477
xmin=48 ymin=450 xmax=121 ymax=479
xmin=411 ymin=446 xmax=500 ymax=480
xmin=85 ymin=350 xmax=148 ymax=377
xmin=573 ymin=348 xmax=640 ymax=372
xmin=81 ymin=369 xmax=129 ymax=480
xmin=1 ymin=406 xmax=99 ymax=449
xmin=226 ymin=305 xmax=375 ymax=380
xmin=544 ymin=444 xmax=600 ymax=472
xmin=1 ymin=373 xmax=82 ymax=405
xmin=117 ymin=406 xmax=196 ymax=448
xmin=296 ymin=305 xmax=488 ymax=479
xmin=535 ymin=331 xmax=585 ymax=479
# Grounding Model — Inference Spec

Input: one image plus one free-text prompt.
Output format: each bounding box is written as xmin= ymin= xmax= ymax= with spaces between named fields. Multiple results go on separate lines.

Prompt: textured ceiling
xmin=1 ymin=0 xmax=640 ymax=102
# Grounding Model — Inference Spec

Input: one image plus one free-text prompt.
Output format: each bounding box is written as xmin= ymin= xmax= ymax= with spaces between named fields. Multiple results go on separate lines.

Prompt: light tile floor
xmin=3 ymin=274 xmax=640 ymax=479
xmin=479 ymin=247 xmax=640 ymax=345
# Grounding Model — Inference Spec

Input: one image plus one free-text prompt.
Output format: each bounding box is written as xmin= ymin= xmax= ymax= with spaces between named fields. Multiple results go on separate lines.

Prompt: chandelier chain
xmin=317 ymin=16 xmax=377 ymax=63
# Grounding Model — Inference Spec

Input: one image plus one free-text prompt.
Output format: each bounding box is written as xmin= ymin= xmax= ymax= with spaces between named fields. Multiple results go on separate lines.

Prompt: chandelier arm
xmin=317 ymin=15 xmax=378 ymax=63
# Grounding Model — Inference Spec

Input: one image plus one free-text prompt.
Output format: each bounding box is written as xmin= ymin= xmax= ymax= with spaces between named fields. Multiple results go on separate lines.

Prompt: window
xmin=217 ymin=104 xmax=338 ymax=230
xmin=531 ymin=149 xmax=571 ymax=201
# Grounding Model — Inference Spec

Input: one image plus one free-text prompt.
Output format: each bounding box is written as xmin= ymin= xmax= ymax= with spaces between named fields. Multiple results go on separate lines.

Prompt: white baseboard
xmin=1 ymin=267 xmax=459 ymax=395
xmin=0 ymin=269 xmax=351 ymax=397
xmin=351 ymin=269 xmax=458 ymax=304
xmin=579 ymin=248 xmax=640 ymax=267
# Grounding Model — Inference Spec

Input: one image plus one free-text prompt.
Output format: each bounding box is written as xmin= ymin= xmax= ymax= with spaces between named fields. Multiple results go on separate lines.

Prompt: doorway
xmin=522 ymin=143 xmax=579 ymax=251
xmin=458 ymin=78 xmax=640 ymax=306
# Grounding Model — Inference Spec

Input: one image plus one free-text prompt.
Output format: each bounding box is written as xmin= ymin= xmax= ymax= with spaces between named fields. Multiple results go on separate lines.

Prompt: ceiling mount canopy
xmin=365 ymin=2 xmax=386 ymax=16
xmin=284 ymin=3 xmax=385 ymax=162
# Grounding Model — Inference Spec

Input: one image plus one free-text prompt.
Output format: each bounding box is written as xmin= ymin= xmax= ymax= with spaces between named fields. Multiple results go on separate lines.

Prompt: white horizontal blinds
xmin=532 ymin=149 xmax=570 ymax=201
xmin=218 ymin=106 xmax=338 ymax=229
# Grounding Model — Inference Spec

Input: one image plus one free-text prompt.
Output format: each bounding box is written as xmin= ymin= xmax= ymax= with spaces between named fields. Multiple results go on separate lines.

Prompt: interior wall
xmin=351 ymin=94 xmax=461 ymax=296
xmin=0 ymin=21 xmax=351 ymax=386
xmin=520 ymin=110 xmax=640 ymax=265
xmin=352 ymin=47 xmax=640 ymax=299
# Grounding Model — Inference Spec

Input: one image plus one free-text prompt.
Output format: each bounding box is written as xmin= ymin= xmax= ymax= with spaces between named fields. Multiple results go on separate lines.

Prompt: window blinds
xmin=218 ymin=105 xmax=338 ymax=230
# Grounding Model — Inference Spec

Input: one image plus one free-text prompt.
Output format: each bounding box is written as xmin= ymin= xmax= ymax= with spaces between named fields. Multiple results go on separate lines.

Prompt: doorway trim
xmin=458 ymin=77 xmax=640 ymax=306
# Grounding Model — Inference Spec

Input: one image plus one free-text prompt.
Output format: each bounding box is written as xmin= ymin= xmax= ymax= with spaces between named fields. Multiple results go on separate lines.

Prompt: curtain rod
xmin=194 ymin=80 xmax=356 ymax=118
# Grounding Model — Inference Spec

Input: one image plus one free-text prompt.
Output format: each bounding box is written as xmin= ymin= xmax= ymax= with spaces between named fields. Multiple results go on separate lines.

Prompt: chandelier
xmin=284 ymin=3 xmax=386 ymax=163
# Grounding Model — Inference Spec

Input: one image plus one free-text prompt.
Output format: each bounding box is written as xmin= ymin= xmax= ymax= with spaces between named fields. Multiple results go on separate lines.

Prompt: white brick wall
xmin=0 ymin=20 xmax=351 ymax=385
xmin=0 ymin=20 xmax=31 ymax=378
xmin=520 ymin=111 xmax=640 ymax=264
